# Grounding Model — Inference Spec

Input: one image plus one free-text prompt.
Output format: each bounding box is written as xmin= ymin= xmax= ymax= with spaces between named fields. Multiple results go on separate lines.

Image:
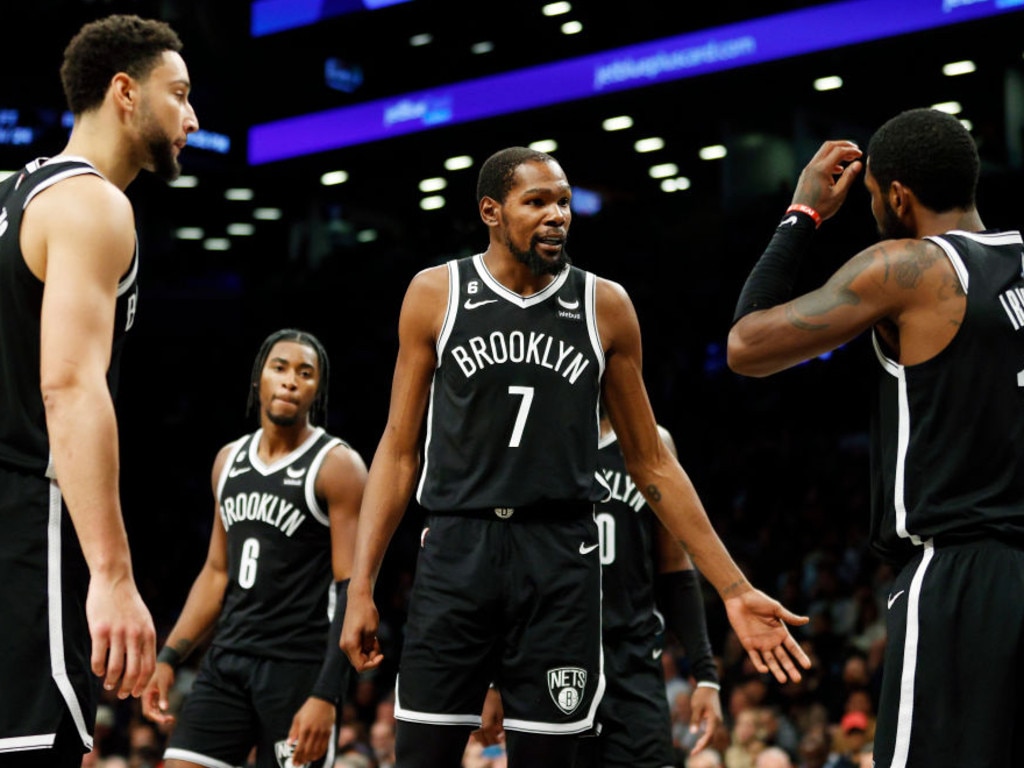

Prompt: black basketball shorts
xmin=165 ymin=646 xmax=335 ymax=768
xmin=0 ymin=466 xmax=94 ymax=762
xmin=395 ymin=508 xmax=605 ymax=734
xmin=577 ymin=632 xmax=674 ymax=768
xmin=872 ymin=538 xmax=1024 ymax=768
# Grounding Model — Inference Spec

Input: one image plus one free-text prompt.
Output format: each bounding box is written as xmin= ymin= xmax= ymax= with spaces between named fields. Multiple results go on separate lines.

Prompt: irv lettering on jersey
xmin=220 ymin=492 xmax=306 ymax=536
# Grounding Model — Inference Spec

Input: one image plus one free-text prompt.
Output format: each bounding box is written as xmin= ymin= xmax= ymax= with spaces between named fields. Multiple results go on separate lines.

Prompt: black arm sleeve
xmin=311 ymin=579 xmax=353 ymax=704
xmin=655 ymin=569 xmax=718 ymax=684
xmin=732 ymin=209 xmax=817 ymax=324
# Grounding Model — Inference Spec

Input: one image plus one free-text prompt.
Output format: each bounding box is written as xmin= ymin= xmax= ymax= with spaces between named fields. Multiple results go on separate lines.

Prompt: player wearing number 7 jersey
xmin=142 ymin=329 xmax=367 ymax=768
xmin=341 ymin=146 xmax=810 ymax=768
xmin=729 ymin=108 xmax=1024 ymax=767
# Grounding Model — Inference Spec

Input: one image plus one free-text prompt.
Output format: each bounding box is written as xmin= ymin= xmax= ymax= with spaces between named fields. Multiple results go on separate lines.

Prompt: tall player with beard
xmin=341 ymin=147 xmax=810 ymax=768
xmin=729 ymin=108 xmax=1024 ymax=767
xmin=142 ymin=330 xmax=368 ymax=768
xmin=0 ymin=15 xmax=198 ymax=766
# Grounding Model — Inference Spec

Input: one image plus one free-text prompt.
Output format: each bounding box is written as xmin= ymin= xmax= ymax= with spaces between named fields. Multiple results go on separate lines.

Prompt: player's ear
xmin=479 ymin=196 xmax=500 ymax=228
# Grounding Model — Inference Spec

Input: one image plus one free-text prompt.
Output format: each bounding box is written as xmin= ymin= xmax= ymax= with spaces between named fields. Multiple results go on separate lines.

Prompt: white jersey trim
xmin=247 ymin=426 xmax=326 ymax=476
xmin=471 ymin=252 xmax=571 ymax=308
xmin=435 ymin=259 xmax=461 ymax=364
xmin=924 ymin=235 xmax=969 ymax=294
xmin=889 ymin=540 xmax=935 ymax=768
xmin=304 ymin=437 xmax=342 ymax=527
xmin=47 ymin=481 xmax=93 ymax=750
xmin=163 ymin=747 xmax=238 ymax=768
xmin=0 ymin=734 xmax=56 ymax=753
xmin=871 ymin=334 xmax=924 ymax=547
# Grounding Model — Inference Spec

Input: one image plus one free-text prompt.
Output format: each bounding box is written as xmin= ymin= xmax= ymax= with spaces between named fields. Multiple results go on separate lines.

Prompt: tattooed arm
xmin=729 ymin=237 xmax=962 ymax=376
xmin=597 ymin=277 xmax=811 ymax=683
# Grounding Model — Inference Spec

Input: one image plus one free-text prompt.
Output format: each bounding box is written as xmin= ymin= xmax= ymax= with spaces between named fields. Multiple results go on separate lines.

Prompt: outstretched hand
xmin=792 ymin=139 xmax=864 ymax=223
xmin=724 ymin=588 xmax=811 ymax=683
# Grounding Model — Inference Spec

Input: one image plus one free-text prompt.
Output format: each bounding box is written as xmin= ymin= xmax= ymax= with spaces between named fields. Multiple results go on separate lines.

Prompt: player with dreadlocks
xmin=143 ymin=328 xmax=368 ymax=768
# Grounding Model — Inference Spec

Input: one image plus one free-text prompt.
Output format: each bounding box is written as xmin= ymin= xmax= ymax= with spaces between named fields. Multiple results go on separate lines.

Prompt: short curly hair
xmin=476 ymin=146 xmax=558 ymax=204
xmin=867 ymin=108 xmax=979 ymax=212
xmin=60 ymin=14 xmax=183 ymax=115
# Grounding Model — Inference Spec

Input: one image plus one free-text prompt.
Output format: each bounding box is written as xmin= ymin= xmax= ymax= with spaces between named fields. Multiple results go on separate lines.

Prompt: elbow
xmin=726 ymin=327 xmax=767 ymax=378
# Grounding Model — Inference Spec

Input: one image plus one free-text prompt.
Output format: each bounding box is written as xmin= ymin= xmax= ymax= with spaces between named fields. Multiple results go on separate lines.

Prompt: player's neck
xmin=257 ymin=421 xmax=315 ymax=462
xmin=62 ymin=116 xmax=141 ymax=191
xmin=481 ymin=247 xmax=558 ymax=296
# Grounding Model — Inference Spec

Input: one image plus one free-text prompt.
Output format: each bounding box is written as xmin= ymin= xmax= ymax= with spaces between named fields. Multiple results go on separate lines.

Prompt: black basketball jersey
xmin=416 ymin=254 xmax=608 ymax=510
xmin=212 ymin=427 xmax=345 ymax=661
xmin=0 ymin=156 xmax=139 ymax=477
xmin=595 ymin=431 xmax=662 ymax=639
xmin=870 ymin=230 xmax=1024 ymax=564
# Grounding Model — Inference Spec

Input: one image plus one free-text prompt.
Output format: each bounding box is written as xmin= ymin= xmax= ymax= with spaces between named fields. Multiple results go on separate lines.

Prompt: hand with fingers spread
xmin=792 ymin=139 xmax=864 ymax=223
xmin=87 ymin=571 xmax=156 ymax=700
xmin=724 ymin=588 xmax=811 ymax=684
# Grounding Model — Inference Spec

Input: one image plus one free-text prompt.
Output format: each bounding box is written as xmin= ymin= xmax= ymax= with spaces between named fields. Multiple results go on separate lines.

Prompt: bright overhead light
xmin=227 ymin=223 xmax=255 ymax=236
xmin=699 ymin=145 xmax=727 ymax=161
xmin=419 ymin=177 xmax=448 ymax=193
xmin=659 ymin=176 xmax=692 ymax=193
xmin=410 ymin=33 xmax=432 ymax=46
xmin=175 ymin=227 xmax=204 ymax=240
xmin=444 ymin=155 xmax=474 ymax=171
xmin=932 ymin=101 xmax=962 ymax=115
xmin=634 ymin=137 xmax=664 ymax=153
xmin=602 ymin=115 xmax=633 ymax=131
xmin=356 ymin=229 xmax=378 ymax=243
xmin=529 ymin=139 xmax=558 ymax=153
xmin=169 ymin=175 xmax=198 ymax=188
xmin=0 ymin=170 xmax=16 ymax=182
xmin=943 ymin=60 xmax=976 ymax=76
xmin=253 ymin=208 xmax=282 ymax=221
xmin=225 ymin=188 xmax=254 ymax=201
xmin=959 ymin=118 xmax=974 ymax=131
xmin=203 ymin=238 xmax=231 ymax=251
xmin=649 ymin=163 xmax=679 ymax=179
xmin=542 ymin=2 xmax=572 ymax=16
xmin=420 ymin=195 xmax=446 ymax=211
xmin=813 ymin=75 xmax=843 ymax=91
xmin=561 ymin=20 xmax=583 ymax=35
xmin=471 ymin=41 xmax=494 ymax=54
xmin=321 ymin=170 xmax=349 ymax=186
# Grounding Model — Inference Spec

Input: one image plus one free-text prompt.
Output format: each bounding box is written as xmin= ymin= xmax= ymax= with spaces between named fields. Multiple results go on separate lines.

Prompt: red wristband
xmin=786 ymin=203 xmax=822 ymax=228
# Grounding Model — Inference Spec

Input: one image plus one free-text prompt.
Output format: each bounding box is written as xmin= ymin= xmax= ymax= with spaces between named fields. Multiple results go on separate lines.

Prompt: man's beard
xmin=146 ymin=134 xmax=181 ymax=182
xmin=507 ymin=234 xmax=571 ymax=276
xmin=877 ymin=199 xmax=914 ymax=240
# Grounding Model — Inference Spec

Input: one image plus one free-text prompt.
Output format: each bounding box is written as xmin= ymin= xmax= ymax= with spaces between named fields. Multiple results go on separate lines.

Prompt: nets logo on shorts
xmin=547 ymin=667 xmax=587 ymax=715
xmin=274 ymin=739 xmax=309 ymax=768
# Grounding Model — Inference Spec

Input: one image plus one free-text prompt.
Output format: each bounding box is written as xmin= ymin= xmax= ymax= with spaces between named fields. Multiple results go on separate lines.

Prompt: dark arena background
xmin=3 ymin=1 xmax=1023 ymax=765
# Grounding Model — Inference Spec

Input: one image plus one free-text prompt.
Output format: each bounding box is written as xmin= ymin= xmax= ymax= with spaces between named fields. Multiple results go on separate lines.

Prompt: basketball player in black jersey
xmin=141 ymin=330 xmax=368 ymax=768
xmin=0 ymin=15 xmax=197 ymax=766
xmin=729 ymin=108 xmax=1024 ymax=767
xmin=341 ymin=147 xmax=809 ymax=768
xmin=478 ymin=413 xmax=724 ymax=767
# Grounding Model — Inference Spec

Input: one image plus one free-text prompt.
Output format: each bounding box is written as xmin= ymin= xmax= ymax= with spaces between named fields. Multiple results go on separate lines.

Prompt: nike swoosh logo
xmin=557 ymin=297 xmax=580 ymax=310
xmin=652 ymin=648 xmax=663 ymax=660
xmin=579 ymin=542 xmax=599 ymax=555
xmin=286 ymin=466 xmax=306 ymax=478
xmin=779 ymin=215 xmax=798 ymax=227
xmin=887 ymin=590 xmax=906 ymax=610
xmin=228 ymin=466 xmax=251 ymax=478
xmin=464 ymin=298 xmax=498 ymax=310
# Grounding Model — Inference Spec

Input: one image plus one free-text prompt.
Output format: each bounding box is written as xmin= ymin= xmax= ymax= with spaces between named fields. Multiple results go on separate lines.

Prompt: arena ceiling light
xmin=169 ymin=175 xmax=198 ymax=188
xmin=225 ymin=188 xmax=255 ymax=201
xmin=932 ymin=101 xmax=963 ymax=114
xmin=444 ymin=155 xmax=474 ymax=171
xmin=529 ymin=139 xmax=558 ymax=153
xmin=634 ymin=137 xmax=664 ymax=153
xmin=561 ymin=20 xmax=583 ymax=35
xmin=602 ymin=116 xmax=633 ymax=131
xmin=942 ymin=60 xmax=976 ymax=76
xmin=420 ymin=195 xmax=446 ymax=210
xmin=648 ymin=163 xmax=679 ymax=179
xmin=419 ymin=177 xmax=448 ymax=193
xmin=542 ymin=2 xmax=572 ymax=16
xmin=699 ymin=145 xmax=727 ymax=160
xmin=813 ymin=75 xmax=843 ymax=91
xmin=254 ymin=208 xmax=283 ymax=220
xmin=227 ymin=223 xmax=256 ymax=236
xmin=320 ymin=170 xmax=349 ymax=186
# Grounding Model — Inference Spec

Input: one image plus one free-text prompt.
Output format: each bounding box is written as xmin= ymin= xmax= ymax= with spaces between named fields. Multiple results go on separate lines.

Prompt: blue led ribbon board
xmin=248 ymin=0 xmax=1023 ymax=165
